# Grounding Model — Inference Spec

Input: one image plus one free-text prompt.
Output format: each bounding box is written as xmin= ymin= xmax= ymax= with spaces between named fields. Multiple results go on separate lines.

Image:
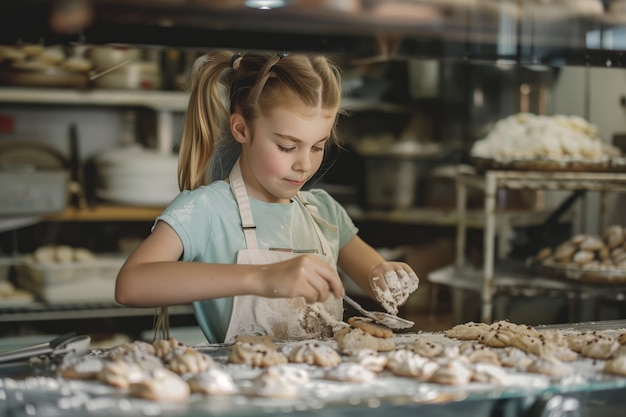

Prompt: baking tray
xmin=2 ymin=328 xmax=626 ymax=417
xmin=532 ymin=261 xmax=626 ymax=285
xmin=15 ymin=255 xmax=125 ymax=303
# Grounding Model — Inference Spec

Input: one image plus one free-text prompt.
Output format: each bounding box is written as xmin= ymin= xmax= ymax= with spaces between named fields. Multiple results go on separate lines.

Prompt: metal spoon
xmin=343 ymin=294 xmax=414 ymax=330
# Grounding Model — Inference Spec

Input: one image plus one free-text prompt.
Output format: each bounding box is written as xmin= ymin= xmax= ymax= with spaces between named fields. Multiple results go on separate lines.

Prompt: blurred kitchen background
xmin=0 ymin=0 xmax=625 ymax=345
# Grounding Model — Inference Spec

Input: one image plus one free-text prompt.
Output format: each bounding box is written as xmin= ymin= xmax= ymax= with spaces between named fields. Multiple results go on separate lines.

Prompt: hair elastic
xmin=277 ymin=52 xmax=289 ymax=59
xmin=231 ymin=53 xmax=242 ymax=71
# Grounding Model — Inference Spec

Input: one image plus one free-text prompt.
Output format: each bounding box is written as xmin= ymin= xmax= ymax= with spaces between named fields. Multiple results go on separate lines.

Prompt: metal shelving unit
xmin=444 ymin=169 xmax=626 ymax=323
xmin=0 ymin=302 xmax=193 ymax=323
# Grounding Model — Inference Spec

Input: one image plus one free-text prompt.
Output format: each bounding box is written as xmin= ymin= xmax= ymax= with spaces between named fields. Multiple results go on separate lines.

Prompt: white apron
xmin=223 ymin=160 xmax=344 ymax=343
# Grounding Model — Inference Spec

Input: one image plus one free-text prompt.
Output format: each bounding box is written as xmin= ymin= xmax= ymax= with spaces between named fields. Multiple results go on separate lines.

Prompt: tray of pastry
xmin=531 ymin=225 xmax=626 ymax=285
xmin=469 ymin=113 xmax=625 ymax=173
xmin=532 ymin=261 xmax=626 ymax=285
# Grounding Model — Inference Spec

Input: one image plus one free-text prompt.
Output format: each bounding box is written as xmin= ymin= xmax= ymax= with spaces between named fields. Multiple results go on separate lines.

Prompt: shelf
xmin=39 ymin=204 xmax=571 ymax=225
xmin=347 ymin=206 xmax=570 ymax=228
xmin=42 ymin=204 xmax=164 ymax=222
xmin=454 ymin=169 xmax=626 ymax=324
xmin=0 ymin=87 xmax=411 ymax=114
xmin=429 ymin=261 xmax=626 ymax=323
xmin=2 ymin=0 xmax=624 ymax=67
xmin=0 ymin=87 xmax=189 ymax=112
xmin=0 ymin=302 xmax=193 ymax=322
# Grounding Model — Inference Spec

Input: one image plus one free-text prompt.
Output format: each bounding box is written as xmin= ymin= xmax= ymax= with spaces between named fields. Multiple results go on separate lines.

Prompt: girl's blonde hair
xmin=177 ymin=50 xmax=344 ymax=191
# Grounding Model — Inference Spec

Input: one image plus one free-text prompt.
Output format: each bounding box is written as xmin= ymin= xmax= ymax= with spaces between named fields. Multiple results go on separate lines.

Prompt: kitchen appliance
xmin=0 ymin=141 xmax=69 ymax=215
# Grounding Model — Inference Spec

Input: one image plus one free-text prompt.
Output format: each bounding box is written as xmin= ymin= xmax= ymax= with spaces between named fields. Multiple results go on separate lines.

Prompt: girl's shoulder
xmin=165 ymin=181 xmax=233 ymax=209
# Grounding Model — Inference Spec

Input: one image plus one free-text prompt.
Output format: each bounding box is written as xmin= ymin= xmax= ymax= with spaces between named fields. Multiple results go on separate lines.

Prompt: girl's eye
xmin=312 ymin=146 xmax=324 ymax=153
xmin=278 ymin=145 xmax=295 ymax=153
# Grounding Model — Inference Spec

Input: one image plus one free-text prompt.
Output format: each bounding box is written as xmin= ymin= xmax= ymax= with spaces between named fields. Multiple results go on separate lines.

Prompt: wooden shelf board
xmin=44 ymin=205 xmax=164 ymax=222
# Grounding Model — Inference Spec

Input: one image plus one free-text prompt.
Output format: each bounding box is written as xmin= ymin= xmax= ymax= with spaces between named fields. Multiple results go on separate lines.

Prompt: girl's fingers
xmin=396 ymin=269 xmax=411 ymax=305
xmin=371 ymin=275 xmax=398 ymax=315
xmin=383 ymin=270 xmax=404 ymax=306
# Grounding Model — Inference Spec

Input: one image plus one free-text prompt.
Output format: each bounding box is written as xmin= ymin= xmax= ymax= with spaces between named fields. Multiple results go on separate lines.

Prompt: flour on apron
xmin=223 ymin=159 xmax=344 ymax=343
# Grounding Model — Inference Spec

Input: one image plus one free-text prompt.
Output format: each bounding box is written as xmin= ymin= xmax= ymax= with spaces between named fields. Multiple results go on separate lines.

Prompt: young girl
xmin=115 ymin=50 xmax=419 ymax=343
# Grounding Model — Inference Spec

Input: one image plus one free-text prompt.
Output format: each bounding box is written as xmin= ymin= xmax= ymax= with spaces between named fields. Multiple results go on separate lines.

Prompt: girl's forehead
xmin=257 ymin=106 xmax=335 ymax=139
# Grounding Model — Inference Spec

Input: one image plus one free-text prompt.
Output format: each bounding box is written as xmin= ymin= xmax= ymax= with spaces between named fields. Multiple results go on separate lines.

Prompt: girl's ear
xmin=230 ymin=113 xmax=249 ymax=144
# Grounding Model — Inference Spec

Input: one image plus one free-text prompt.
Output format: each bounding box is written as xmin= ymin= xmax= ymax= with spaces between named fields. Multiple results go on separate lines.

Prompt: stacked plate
xmin=95 ymin=144 xmax=179 ymax=206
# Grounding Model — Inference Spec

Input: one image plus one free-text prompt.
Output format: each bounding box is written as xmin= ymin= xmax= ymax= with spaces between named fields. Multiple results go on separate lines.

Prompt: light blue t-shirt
xmin=156 ymin=180 xmax=359 ymax=343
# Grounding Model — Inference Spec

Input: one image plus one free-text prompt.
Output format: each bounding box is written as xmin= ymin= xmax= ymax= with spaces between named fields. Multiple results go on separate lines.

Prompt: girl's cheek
xmin=257 ymin=148 xmax=285 ymax=176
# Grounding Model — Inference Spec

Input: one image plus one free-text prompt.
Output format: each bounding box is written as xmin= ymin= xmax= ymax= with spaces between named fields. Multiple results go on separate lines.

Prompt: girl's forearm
xmin=115 ymin=261 xmax=263 ymax=307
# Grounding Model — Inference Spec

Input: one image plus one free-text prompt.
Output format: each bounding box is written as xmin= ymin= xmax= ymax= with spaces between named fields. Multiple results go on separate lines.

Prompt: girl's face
xmin=235 ymin=103 xmax=335 ymax=203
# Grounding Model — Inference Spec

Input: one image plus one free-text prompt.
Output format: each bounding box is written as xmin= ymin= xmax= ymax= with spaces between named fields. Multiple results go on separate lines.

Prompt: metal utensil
xmin=343 ymin=294 xmax=414 ymax=330
xmin=0 ymin=333 xmax=91 ymax=363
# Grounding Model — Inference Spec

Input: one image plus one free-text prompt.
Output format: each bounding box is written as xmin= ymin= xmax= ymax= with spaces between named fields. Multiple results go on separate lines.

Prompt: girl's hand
xmin=369 ymin=261 xmax=419 ymax=315
xmin=259 ymin=254 xmax=344 ymax=304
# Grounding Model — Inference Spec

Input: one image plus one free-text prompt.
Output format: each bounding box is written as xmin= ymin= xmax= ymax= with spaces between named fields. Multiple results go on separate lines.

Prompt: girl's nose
xmin=294 ymin=151 xmax=312 ymax=171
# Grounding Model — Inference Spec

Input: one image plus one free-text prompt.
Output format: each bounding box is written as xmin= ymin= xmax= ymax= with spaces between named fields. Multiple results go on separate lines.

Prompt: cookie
xmin=334 ymin=327 xmax=379 ymax=354
xmin=618 ymin=332 xmax=626 ymax=345
xmin=244 ymin=367 xmax=300 ymax=398
xmin=471 ymin=362 xmax=508 ymax=384
xmin=554 ymin=243 xmax=577 ymax=262
xmin=565 ymin=332 xmax=598 ymax=353
xmin=478 ymin=329 xmax=516 ymax=348
xmin=510 ymin=334 xmax=544 ymax=356
xmin=580 ymin=333 xmax=619 ymax=360
xmin=527 ymin=357 xmax=572 ymax=378
xmin=107 ymin=340 xmax=155 ymax=361
xmin=56 ymin=355 xmax=105 ymax=380
xmin=227 ymin=342 xmax=287 ymax=367
xmin=234 ymin=334 xmax=277 ymax=350
xmin=537 ymin=329 xmax=568 ymax=347
xmin=570 ymin=234 xmax=587 ymax=245
xmin=129 ymin=368 xmax=190 ymax=403
xmin=324 ymin=362 xmax=376 ymax=383
xmin=386 ymin=349 xmax=439 ymax=379
xmin=167 ymin=348 xmax=214 ymax=374
xmin=488 ymin=320 xmax=540 ymax=338
xmin=404 ymin=339 xmax=444 ymax=358
xmin=444 ymin=321 xmax=490 ymax=340
xmin=604 ymin=355 xmax=626 ymax=377
xmin=347 ymin=349 xmax=387 ymax=373
xmin=153 ymin=337 xmax=189 ymax=362
xmin=428 ymin=359 xmax=472 ymax=385
xmin=573 ymin=250 xmax=595 ymax=265
xmin=375 ymin=336 xmax=396 ymax=352
xmin=118 ymin=350 xmax=163 ymax=371
xmin=579 ymin=236 xmax=604 ymax=251
xmin=497 ymin=347 xmax=533 ymax=370
xmin=604 ymin=225 xmax=625 ymax=249
xmin=535 ymin=247 xmax=552 ymax=262
xmin=186 ymin=368 xmax=238 ymax=395
xmin=98 ymin=360 xmax=146 ymax=389
xmin=458 ymin=343 xmax=500 ymax=365
xmin=348 ymin=316 xmax=393 ymax=338
xmin=288 ymin=341 xmax=341 ymax=367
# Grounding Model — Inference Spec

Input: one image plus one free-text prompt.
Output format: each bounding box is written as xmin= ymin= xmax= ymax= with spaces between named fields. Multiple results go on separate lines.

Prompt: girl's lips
xmin=286 ymin=179 xmax=305 ymax=186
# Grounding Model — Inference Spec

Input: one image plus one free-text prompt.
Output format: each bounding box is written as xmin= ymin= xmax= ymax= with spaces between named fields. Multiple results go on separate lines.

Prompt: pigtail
xmin=178 ymin=51 xmax=233 ymax=191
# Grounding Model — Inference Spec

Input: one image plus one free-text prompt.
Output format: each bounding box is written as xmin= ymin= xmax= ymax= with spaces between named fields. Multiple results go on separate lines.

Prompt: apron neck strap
xmin=229 ymin=158 xmax=258 ymax=250
xmin=294 ymin=193 xmax=332 ymax=257
xmin=229 ymin=159 xmax=331 ymax=257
